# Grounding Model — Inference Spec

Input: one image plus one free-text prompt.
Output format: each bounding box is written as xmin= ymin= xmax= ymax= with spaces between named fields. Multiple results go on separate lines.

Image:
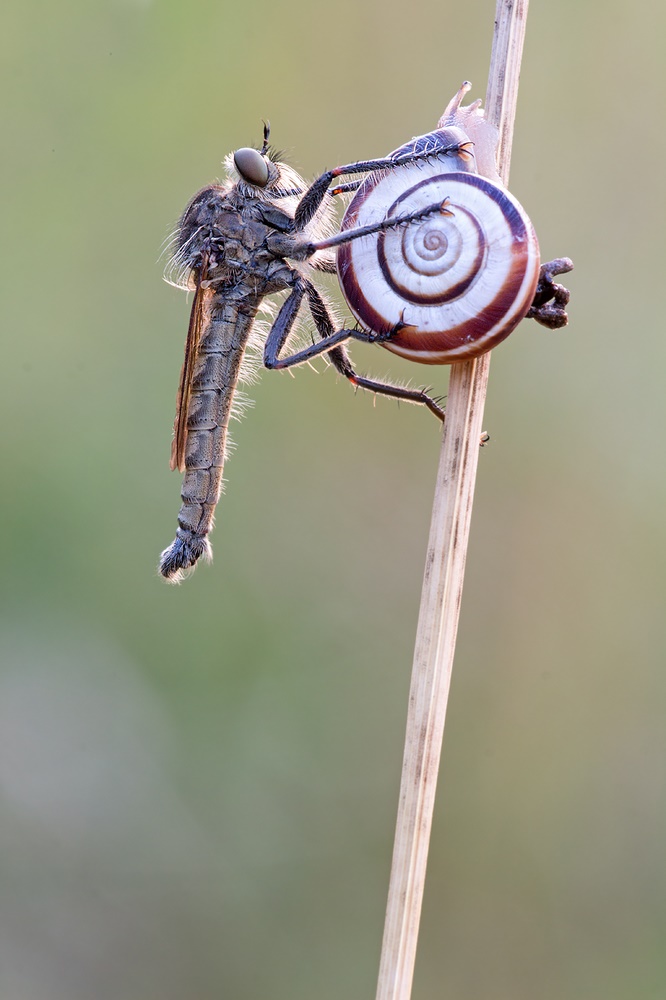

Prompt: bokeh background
xmin=2 ymin=1 xmax=665 ymax=997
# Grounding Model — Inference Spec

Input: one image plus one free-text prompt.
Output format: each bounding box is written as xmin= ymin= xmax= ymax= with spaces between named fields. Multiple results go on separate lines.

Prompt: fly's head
xmin=224 ymin=122 xmax=306 ymax=212
xmin=228 ymin=141 xmax=308 ymax=206
xmin=228 ymin=135 xmax=335 ymax=242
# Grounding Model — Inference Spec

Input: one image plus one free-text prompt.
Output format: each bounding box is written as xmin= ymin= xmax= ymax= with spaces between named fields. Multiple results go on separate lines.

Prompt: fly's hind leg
xmin=264 ymin=277 xmax=445 ymax=422
xmin=326 ymin=343 xmax=446 ymax=423
xmin=307 ymin=284 xmax=446 ymax=421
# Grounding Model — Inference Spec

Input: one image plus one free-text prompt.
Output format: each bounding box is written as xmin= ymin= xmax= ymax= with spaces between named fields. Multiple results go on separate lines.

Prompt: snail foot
xmin=528 ymin=257 xmax=573 ymax=330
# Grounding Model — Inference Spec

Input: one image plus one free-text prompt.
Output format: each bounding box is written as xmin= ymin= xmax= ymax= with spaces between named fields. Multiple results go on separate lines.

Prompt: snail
xmin=337 ymin=82 xmax=572 ymax=363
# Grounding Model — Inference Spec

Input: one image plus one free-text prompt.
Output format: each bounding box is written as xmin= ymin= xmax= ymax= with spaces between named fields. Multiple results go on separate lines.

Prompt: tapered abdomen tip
xmin=159 ymin=530 xmax=212 ymax=584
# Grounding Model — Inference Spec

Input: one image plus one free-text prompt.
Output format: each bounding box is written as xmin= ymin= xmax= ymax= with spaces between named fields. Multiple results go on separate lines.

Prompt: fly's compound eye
xmin=233 ymin=147 xmax=269 ymax=187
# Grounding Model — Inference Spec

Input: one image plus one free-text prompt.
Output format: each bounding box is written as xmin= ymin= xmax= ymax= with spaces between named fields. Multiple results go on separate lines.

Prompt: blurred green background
xmin=1 ymin=1 xmax=665 ymax=997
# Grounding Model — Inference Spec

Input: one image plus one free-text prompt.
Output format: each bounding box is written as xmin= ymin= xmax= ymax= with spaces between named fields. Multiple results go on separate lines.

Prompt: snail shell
xmin=337 ymin=117 xmax=540 ymax=364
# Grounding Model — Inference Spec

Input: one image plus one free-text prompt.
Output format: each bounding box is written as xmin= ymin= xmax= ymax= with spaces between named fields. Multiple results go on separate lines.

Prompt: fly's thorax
xmin=178 ymin=184 xmax=230 ymax=249
xmin=168 ymin=184 xmax=234 ymax=283
xmin=210 ymin=224 xmax=293 ymax=295
xmin=171 ymin=189 xmax=274 ymax=290
xmin=167 ymin=151 xmax=334 ymax=295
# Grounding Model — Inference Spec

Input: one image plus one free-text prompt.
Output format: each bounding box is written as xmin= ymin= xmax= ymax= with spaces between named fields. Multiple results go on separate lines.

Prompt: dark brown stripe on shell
xmin=337 ymin=172 xmax=539 ymax=362
xmin=376 ymin=204 xmax=486 ymax=305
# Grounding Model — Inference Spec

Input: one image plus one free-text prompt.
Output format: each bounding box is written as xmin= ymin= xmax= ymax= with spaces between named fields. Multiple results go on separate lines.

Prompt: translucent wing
xmin=169 ymin=256 xmax=212 ymax=473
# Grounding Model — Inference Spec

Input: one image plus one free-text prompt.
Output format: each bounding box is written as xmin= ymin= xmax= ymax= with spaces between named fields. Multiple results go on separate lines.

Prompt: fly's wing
xmin=170 ymin=257 xmax=212 ymax=473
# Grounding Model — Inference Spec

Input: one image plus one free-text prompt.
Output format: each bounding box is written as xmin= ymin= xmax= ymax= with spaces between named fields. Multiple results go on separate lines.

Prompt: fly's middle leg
xmin=264 ymin=279 xmax=355 ymax=370
xmin=295 ymin=199 xmax=453 ymax=259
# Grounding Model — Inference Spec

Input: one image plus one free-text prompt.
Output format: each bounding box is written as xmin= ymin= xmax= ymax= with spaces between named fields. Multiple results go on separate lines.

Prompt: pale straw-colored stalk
xmin=374 ymin=3 xmax=531 ymax=999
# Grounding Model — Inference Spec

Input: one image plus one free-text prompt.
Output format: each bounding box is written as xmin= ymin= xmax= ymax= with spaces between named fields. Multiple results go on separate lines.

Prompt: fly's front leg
xmin=328 ymin=179 xmax=363 ymax=197
xmin=294 ymin=144 xmax=468 ymax=229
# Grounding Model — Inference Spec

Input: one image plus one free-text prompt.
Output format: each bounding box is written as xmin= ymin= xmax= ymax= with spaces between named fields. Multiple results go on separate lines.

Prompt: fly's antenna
xmin=261 ymin=120 xmax=270 ymax=155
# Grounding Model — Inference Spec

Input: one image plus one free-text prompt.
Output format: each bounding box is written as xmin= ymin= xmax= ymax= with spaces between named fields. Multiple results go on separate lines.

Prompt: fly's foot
xmin=527 ymin=257 xmax=574 ymax=329
xmin=379 ymin=311 xmax=411 ymax=344
xmin=350 ymin=311 xmax=410 ymax=346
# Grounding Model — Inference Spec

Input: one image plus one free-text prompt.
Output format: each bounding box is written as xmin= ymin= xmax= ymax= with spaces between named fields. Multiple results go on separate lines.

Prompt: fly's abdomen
xmin=159 ymin=300 xmax=257 ymax=582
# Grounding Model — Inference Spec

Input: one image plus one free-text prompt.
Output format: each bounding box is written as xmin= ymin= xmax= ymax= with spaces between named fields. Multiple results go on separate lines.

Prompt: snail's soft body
xmin=337 ymin=83 xmax=542 ymax=364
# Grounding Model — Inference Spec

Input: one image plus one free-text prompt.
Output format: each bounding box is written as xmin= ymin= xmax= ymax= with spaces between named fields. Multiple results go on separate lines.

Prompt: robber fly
xmin=159 ymin=125 xmax=465 ymax=582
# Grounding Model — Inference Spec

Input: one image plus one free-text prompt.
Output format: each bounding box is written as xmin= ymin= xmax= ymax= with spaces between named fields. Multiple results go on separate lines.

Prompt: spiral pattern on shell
xmin=337 ymin=164 xmax=541 ymax=363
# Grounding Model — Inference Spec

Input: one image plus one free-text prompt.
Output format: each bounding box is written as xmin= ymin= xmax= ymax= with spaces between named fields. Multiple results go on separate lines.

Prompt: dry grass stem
xmin=374 ymin=4 xmax=531 ymax=1000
